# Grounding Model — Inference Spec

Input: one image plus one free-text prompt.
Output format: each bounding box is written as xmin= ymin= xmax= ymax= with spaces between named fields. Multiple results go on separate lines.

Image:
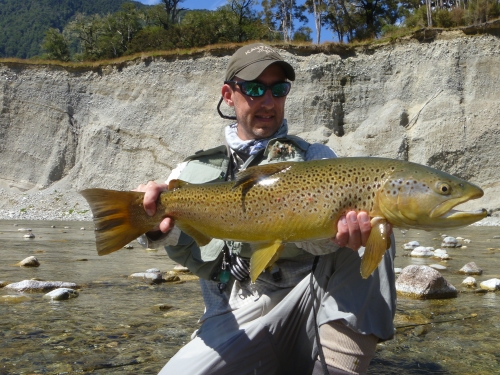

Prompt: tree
xmin=161 ymin=0 xmax=186 ymax=27
xmin=260 ymin=0 xmax=306 ymax=42
xmin=41 ymin=28 xmax=70 ymax=61
xmin=229 ymin=0 xmax=259 ymax=42
xmin=303 ymin=0 xmax=328 ymax=44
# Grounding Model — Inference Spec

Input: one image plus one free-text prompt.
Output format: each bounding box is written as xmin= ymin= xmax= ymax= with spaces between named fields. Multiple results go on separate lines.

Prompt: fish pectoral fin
xmin=175 ymin=222 xmax=212 ymax=247
xmin=233 ymin=162 xmax=294 ymax=190
xmin=168 ymin=179 xmax=190 ymax=191
xmin=360 ymin=218 xmax=392 ymax=279
xmin=250 ymin=241 xmax=284 ymax=282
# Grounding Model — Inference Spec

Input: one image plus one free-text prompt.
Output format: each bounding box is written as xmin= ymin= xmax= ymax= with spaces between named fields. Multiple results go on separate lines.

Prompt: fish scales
xmin=161 ymin=158 xmax=394 ymax=243
xmin=80 ymin=157 xmax=487 ymax=281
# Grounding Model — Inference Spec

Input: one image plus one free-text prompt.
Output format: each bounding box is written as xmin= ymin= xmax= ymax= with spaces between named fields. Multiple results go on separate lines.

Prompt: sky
xmin=136 ymin=0 xmax=335 ymax=43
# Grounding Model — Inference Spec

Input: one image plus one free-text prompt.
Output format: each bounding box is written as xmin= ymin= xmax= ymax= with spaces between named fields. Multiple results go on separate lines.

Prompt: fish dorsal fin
xmin=168 ymin=179 xmax=190 ymax=191
xmin=360 ymin=217 xmax=392 ymax=279
xmin=233 ymin=162 xmax=294 ymax=190
xmin=250 ymin=240 xmax=284 ymax=282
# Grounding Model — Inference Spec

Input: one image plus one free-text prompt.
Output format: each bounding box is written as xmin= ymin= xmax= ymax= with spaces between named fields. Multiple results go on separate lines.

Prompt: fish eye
xmin=436 ymin=182 xmax=451 ymax=195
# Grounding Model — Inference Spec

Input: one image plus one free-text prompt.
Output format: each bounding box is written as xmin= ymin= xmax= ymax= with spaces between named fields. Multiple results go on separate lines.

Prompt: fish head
xmin=376 ymin=163 xmax=487 ymax=229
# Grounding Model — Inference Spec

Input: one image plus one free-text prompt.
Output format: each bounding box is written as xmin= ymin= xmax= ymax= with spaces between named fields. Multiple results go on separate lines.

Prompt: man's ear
xmin=221 ymin=84 xmax=234 ymax=107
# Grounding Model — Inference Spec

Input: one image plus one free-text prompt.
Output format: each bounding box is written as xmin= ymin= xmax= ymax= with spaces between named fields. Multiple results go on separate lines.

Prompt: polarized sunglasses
xmin=225 ymin=80 xmax=291 ymax=97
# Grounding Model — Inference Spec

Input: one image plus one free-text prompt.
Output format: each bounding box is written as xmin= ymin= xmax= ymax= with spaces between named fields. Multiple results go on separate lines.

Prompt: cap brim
xmin=234 ymin=61 xmax=295 ymax=81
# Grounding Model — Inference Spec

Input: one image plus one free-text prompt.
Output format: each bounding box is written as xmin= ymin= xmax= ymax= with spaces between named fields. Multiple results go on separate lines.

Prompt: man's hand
xmin=135 ymin=181 xmax=174 ymax=235
xmin=332 ymin=211 xmax=387 ymax=251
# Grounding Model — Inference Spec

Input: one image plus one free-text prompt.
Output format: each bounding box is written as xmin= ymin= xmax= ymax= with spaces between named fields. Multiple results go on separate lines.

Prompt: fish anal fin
xmin=250 ymin=241 xmax=284 ymax=282
xmin=360 ymin=218 xmax=392 ymax=279
xmin=168 ymin=179 xmax=189 ymax=191
xmin=176 ymin=222 xmax=212 ymax=247
xmin=233 ymin=162 xmax=294 ymax=190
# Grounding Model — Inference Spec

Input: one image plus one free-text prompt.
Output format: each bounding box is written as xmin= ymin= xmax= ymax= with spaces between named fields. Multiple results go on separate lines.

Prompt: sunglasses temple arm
xmin=217 ymin=97 xmax=237 ymax=120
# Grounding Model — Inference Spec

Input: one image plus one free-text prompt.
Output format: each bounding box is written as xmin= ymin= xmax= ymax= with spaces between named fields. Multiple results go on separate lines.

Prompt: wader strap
xmin=311 ymin=256 xmax=329 ymax=375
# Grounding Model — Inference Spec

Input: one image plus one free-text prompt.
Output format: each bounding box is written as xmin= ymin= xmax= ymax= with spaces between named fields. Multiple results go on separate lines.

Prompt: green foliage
xmin=293 ymin=26 xmax=313 ymax=42
xmin=41 ymin=28 xmax=71 ymax=61
xmin=0 ymin=0 xmax=137 ymax=59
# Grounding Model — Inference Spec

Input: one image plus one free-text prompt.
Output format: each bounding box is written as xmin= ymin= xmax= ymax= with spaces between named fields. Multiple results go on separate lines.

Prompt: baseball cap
xmin=225 ymin=43 xmax=295 ymax=82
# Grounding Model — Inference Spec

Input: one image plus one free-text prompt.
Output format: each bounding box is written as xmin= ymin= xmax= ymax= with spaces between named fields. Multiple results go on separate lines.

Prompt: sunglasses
xmin=225 ymin=80 xmax=291 ymax=98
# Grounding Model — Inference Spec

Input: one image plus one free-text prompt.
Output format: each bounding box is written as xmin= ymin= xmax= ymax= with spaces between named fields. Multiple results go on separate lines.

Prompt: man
xmin=137 ymin=43 xmax=396 ymax=375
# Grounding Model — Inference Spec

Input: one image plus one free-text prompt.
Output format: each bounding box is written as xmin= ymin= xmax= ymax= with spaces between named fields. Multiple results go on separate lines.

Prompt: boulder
xmin=410 ymin=246 xmax=434 ymax=257
xmin=43 ymin=288 xmax=79 ymax=301
xmin=459 ymin=262 xmax=483 ymax=275
xmin=479 ymin=278 xmax=500 ymax=291
xmin=15 ymin=256 xmax=40 ymax=267
xmin=4 ymin=280 xmax=78 ymax=293
xmin=395 ymin=265 xmax=457 ymax=299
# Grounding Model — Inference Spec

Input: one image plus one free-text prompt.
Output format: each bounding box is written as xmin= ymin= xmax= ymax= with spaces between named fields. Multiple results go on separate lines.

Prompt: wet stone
xmin=459 ymin=262 xmax=483 ymax=275
xmin=433 ymin=249 xmax=451 ymax=260
xmin=173 ymin=264 xmax=190 ymax=272
xmin=43 ymin=288 xmax=79 ymax=301
xmin=395 ymin=265 xmax=458 ymax=299
xmin=15 ymin=256 xmax=40 ymax=267
xmin=17 ymin=228 xmax=32 ymax=232
xmin=462 ymin=276 xmax=477 ymax=287
xmin=479 ymin=278 xmax=500 ymax=291
xmin=129 ymin=272 xmax=164 ymax=283
xmin=410 ymin=246 xmax=434 ymax=257
xmin=403 ymin=241 xmax=420 ymax=250
xmin=442 ymin=236 xmax=461 ymax=248
xmin=429 ymin=264 xmax=447 ymax=271
xmin=23 ymin=233 xmax=35 ymax=239
xmin=4 ymin=280 xmax=78 ymax=293
xmin=2 ymin=294 xmax=31 ymax=303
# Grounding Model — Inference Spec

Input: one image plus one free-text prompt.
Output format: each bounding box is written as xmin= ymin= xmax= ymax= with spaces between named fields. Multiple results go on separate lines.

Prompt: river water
xmin=1 ymin=220 xmax=499 ymax=375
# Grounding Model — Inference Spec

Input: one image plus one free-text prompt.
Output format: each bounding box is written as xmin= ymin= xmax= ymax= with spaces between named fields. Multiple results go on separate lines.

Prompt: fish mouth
xmin=429 ymin=187 xmax=484 ymax=219
xmin=439 ymin=208 xmax=488 ymax=220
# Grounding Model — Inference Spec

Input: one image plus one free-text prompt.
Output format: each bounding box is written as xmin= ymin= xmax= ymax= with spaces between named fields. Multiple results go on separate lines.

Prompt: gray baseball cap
xmin=225 ymin=43 xmax=295 ymax=82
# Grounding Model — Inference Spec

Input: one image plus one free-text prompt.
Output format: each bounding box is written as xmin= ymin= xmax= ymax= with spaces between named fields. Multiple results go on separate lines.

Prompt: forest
xmin=1 ymin=0 xmax=499 ymax=61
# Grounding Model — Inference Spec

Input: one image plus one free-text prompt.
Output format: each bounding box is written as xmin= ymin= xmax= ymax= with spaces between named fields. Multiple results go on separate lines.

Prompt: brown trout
xmin=81 ymin=157 xmax=487 ymax=281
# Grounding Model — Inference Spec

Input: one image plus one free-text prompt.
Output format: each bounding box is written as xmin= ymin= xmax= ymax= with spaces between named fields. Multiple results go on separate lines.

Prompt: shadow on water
xmin=1 ymin=220 xmax=499 ymax=374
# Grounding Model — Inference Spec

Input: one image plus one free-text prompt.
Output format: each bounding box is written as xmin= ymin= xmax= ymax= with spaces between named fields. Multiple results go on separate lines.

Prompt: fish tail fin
xmin=250 ymin=241 xmax=284 ymax=282
xmin=360 ymin=218 xmax=392 ymax=279
xmin=80 ymin=188 xmax=158 ymax=256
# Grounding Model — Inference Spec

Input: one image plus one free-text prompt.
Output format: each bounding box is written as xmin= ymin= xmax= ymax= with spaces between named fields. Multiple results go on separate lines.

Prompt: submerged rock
xmin=441 ymin=236 xmax=461 ymax=248
xmin=479 ymin=278 xmax=500 ymax=291
xmin=15 ymin=256 xmax=40 ymax=267
xmin=4 ymin=280 xmax=78 ymax=293
xmin=395 ymin=265 xmax=457 ymax=299
xmin=462 ymin=276 xmax=477 ymax=287
xmin=410 ymin=246 xmax=434 ymax=257
xmin=403 ymin=241 xmax=420 ymax=250
xmin=43 ymin=288 xmax=79 ymax=301
xmin=2 ymin=294 xmax=31 ymax=303
xmin=129 ymin=272 xmax=164 ymax=283
xmin=459 ymin=262 xmax=483 ymax=275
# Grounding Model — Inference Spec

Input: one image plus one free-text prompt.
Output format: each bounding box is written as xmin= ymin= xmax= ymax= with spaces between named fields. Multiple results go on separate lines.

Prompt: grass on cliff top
xmin=0 ymin=20 xmax=498 ymax=70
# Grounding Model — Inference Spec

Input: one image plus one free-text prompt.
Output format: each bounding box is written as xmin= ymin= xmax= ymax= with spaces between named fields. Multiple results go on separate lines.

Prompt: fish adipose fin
xmin=250 ymin=240 xmax=284 ymax=282
xmin=360 ymin=217 xmax=392 ymax=279
xmin=80 ymin=189 xmax=157 ymax=256
xmin=233 ymin=162 xmax=294 ymax=190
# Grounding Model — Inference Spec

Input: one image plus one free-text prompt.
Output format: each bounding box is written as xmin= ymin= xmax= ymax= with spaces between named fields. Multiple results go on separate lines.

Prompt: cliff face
xmin=0 ymin=31 xmax=499 ymax=217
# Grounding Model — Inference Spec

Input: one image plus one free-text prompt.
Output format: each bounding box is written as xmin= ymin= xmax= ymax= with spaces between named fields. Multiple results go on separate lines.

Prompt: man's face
xmin=222 ymin=64 xmax=288 ymax=141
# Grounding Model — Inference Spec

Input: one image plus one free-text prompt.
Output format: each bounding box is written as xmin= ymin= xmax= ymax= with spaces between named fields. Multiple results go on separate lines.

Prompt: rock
xmin=164 ymin=275 xmax=181 ymax=282
xmin=18 ymin=228 xmax=32 ymax=232
xmin=410 ymin=246 xmax=434 ymax=257
xmin=394 ymin=267 xmax=403 ymax=275
xmin=15 ymin=256 xmax=40 ymax=267
xmin=403 ymin=241 xmax=420 ymax=250
xmin=4 ymin=280 xmax=78 ymax=293
xmin=441 ymin=236 xmax=461 ymax=248
xmin=123 ymin=244 xmax=134 ymax=249
xmin=0 ymin=281 xmax=9 ymax=288
xmin=80 ymin=227 xmax=85 ymax=230
xmin=395 ymin=265 xmax=458 ymax=299
xmin=173 ymin=264 xmax=190 ymax=272
xmin=43 ymin=288 xmax=79 ymax=301
xmin=462 ymin=276 xmax=477 ymax=287
xmin=479 ymin=278 xmax=500 ymax=291
xmin=153 ymin=304 xmax=174 ymax=311
xmin=23 ymin=233 xmax=35 ymax=239
xmin=459 ymin=262 xmax=483 ymax=275
xmin=494 ymin=235 xmax=500 ymax=239
xmin=432 ymin=249 xmax=451 ymax=260
xmin=429 ymin=264 xmax=447 ymax=271
xmin=145 ymin=268 xmax=161 ymax=273
xmin=129 ymin=272 xmax=164 ymax=283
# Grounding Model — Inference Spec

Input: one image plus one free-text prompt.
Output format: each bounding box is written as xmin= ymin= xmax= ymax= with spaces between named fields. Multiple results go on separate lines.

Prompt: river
xmin=1 ymin=220 xmax=499 ymax=374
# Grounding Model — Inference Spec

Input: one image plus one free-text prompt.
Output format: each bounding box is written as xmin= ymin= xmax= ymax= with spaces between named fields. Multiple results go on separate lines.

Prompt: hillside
xmin=0 ymin=30 xmax=499 ymax=223
xmin=0 ymin=0 xmax=140 ymax=59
